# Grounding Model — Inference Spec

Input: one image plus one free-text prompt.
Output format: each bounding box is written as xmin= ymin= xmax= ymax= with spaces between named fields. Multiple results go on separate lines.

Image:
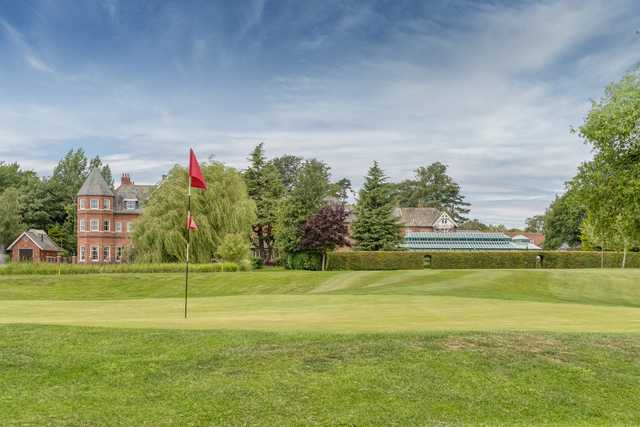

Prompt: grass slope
xmin=2 ymin=325 xmax=640 ymax=426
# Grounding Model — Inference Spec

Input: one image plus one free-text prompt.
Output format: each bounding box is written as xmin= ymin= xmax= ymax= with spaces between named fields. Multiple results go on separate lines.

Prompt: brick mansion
xmin=76 ymin=169 xmax=154 ymax=263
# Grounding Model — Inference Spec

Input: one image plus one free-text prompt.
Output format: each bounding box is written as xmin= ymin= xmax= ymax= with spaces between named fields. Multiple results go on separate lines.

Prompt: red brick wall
xmin=10 ymin=236 xmax=41 ymax=262
xmin=76 ymin=195 xmax=139 ymax=263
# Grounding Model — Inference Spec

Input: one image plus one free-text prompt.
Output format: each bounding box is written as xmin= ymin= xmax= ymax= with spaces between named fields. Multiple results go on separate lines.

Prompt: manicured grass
xmin=2 ymin=269 xmax=640 ymax=425
xmin=2 ymin=325 xmax=640 ymax=426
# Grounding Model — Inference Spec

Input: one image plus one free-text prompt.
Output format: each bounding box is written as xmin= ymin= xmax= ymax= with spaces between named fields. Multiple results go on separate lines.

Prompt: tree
xmin=0 ymin=187 xmax=24 ymax=251
xmin=216 ymin=233 xmax=251 ymax=264
xmin=0 ymin=162 xmax=37 ymax=189
xmin=543 ymin=191 xmax=585 ymax=250
xmin=570 ymin=70 xmax=640 ymax=265
xmin=89 ymin=155 xmax=114 ymax=189
xmin=329 ymin=177 xmax=354 ymax=203
xmin=298 ymin=202 xmax=350 ymax=269
xmin=269 ymin=154 xmax=303 ymax=191
xmin=351 ymin=161 xmax=401 ymax=251
xmin=275 ymin=159 xmax=331 ymax=256
xmin=134 ymin=163 xmax=256 ymax=263
xmin=243 ymin=143 xmax=285 ymax=264
xmin=525 ymin=215 xmax=545 ymax=233
xmin=395 ymin=162 xmax=470 ymax=222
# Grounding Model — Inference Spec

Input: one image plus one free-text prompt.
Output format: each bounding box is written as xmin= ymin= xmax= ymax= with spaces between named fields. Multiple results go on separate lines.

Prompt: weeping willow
xmin=133 ymin=163 xmax=256 ymax=263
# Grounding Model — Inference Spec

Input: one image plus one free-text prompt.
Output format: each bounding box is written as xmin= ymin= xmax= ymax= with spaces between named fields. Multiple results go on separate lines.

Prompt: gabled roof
xmin=7 ymin=229 xmax=64 ymax=252
xmin=393 ymin=207 xmax=442 ymax=227
xmin=78 ymin=168 xmax=113 ymax=196
xmin=114 ymin=184 xmax=155 ymax=214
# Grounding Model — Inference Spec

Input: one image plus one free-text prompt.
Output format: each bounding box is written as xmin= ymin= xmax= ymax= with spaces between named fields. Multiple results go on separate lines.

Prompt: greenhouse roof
xmin=401 ymin=231 xmax=522 ymax=251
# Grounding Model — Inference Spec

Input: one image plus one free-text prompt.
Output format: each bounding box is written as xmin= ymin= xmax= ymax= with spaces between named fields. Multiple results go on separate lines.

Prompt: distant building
xmin=401 ymin=231 xmax=532 ymax=251
xmin=506 ymin=232 xmax=545 ymax=248
xmin=510 ymin=234 xmax=542 ymax=250
xmin=346 ymin=207 xmax=457 ymax=236
xmin=76 ymin=169 xmax=155 ymax=263
xmin=7 ymin=229 xmax=64 ymax=263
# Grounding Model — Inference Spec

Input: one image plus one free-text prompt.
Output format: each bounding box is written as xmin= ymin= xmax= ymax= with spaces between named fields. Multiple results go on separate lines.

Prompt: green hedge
xmin=326 ymin=250 xmax=640 ymax=270
xmin=327 ymin=251 xmax=424 ymax=270
xmin=285 ymin=252 xmax=322 ymax=271
xmin=0 ymin=262 xmax=241 ymax=275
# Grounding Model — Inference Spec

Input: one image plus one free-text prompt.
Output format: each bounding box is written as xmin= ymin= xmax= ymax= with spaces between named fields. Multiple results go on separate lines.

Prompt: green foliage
xmin=285 ymin=252 xmax=322 ymax=270
xmin=275 ymin=159 xmax=331 ymax=255
xmin=216 ymin=233 xmax=251 ymax=264
xmin=327 ymin=250 xmax=640 ymax=270
xmin=0 ymin=187 xmax=24 ymax=247
xmin=525 ymin=215 xmax=544 ymax=233
xmin=351 ymin=161 xmax=401 ymax=251
xmin=543 ymin=191 xmax=585 ymax=249
xmin=134 ymin=163 xmax=256 ymax=263
xmin=0 ymin=262 xmax=239 ymax=275
xmin=244 ymin=143 xmax=285 ymax=263
xmin=89 ymin=155 xmax=114 ymax=189
xmin=394 ymin=162 xmax=470 ymax=222
xmin=327 ymin=251 xmax=423 ymax=270
xmin=269 ymin=154 xmax=303 ymax=191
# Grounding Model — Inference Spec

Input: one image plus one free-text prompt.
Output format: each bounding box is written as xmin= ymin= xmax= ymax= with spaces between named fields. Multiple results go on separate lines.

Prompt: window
xmin=103 ymin=220 xmax=110 ymax=232
xmin=79 ymin=220 xmax=86 ymax=232
xmin=47 ymin=256 xmax=57 ymax=263
xmin=91 ymin=246 xmax=99 ymax=261
xmin=116 ymin=247 xmax=123 ymax=262
xmin=90 ymin=199 xmax=98 ymax=209
xmin=124 ymin=199 xmax=138 ymax=210
xmin=104 ymin=199 xmax=111 ymax=210
xmin=103 ymin=246 xmax=110 ymax=262
xmin=90 ymin=219 xmax=99 ymax=232
xmin=79 ymin=199 xmax=87 ymax=209
xmin=80 ymin=246 xmax=86 ymax=262
xmin=127 ymin=222 xmax=134 ymax=233
xmin=115 ymin=222 xmax=122 ymax=232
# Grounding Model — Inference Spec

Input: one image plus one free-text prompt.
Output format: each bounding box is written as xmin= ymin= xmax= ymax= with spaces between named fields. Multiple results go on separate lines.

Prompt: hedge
xmin=327 ymin=251 xmax=424 ymax=270
xmin=326 ymin=250 xmax=640 ymax=270
xmin=0 ymin=262 xmax=241 ymax=275
xmin=284 ymin=252 xmax=323 ymax=271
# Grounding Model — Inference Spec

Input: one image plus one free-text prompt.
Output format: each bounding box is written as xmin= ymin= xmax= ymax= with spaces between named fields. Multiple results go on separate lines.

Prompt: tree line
xmin=542 ymin=69 xmax=640 ymax=264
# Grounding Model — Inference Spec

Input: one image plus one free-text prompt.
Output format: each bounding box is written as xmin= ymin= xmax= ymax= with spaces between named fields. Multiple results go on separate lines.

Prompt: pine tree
xmin=244 ymin=143 xmax=285 ymax=263
xmin=352 ymin=161 xmax=401 ymax=250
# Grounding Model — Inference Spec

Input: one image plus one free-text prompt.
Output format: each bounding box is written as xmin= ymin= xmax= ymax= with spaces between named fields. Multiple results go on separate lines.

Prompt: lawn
xmin=1 ymin=269 xmax=640 ymax=425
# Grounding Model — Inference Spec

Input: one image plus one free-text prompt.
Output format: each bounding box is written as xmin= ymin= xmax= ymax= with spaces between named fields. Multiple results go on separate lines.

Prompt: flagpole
xmin=185 ymin=168 xmax=191 ymax=319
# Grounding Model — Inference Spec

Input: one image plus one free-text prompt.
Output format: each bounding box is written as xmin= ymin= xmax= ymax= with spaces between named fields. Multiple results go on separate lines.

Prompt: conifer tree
xmin=352 ymin=161 xmax=401 ymax=250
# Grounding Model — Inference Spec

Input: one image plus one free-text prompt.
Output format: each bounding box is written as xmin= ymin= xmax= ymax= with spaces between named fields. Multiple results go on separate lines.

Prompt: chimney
xmin=121 ymin=173 xmax=132 ymax=186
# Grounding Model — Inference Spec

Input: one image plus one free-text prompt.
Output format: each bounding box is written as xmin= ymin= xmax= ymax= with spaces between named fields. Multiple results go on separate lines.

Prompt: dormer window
xmin=124 ymin=199 xmax=139 ymax=210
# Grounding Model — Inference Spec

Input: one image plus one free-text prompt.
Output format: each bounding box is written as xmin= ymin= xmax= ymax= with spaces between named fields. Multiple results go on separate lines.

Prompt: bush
xmin=216 ymin=233 xmax=251 ymax=264
xmin=0 ymin=262 xmax=240 ymax=275
xmin=326 ymin=250 xmax=640 ymax=270
xmin=251 ymin=256 xmax=264 ymax=269
xmin=327 ymin=251 xmax=423 ymax=270
xmin=285 ymin=252 xmax=322 ymax=270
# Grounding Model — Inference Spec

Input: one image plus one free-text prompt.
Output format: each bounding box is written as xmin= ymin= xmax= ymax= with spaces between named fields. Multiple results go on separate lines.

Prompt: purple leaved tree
xmin=298 ymin=203 xmax=350 ymax=270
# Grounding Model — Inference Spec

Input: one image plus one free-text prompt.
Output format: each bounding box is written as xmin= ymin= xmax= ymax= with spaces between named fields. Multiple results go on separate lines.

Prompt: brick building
xmin=76 ymin=169 xmax=154 ymax=263
xmin=7 ymin=229 xmax=64 ymax=263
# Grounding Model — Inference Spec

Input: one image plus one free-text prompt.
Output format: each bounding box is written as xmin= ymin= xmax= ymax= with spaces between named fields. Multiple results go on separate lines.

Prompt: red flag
xmin=189 ymin=148 xmax=207 ymax=189
xmin=187 ymin=214 xmax=198 ymax=230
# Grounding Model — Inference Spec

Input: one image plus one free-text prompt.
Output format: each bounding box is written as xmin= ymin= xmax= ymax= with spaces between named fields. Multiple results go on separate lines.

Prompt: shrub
xmin=251 ymin=256 xmax=264 ymax=269
xmin=216 ymin=233 xmax=251 ymax=264
xmin=327 ymin=251 xmax=423 ymax=270
xmin=0 ymin=262 xmax=240 ymax=275
xmin=285 ymin=252 xmax=322 ymax=270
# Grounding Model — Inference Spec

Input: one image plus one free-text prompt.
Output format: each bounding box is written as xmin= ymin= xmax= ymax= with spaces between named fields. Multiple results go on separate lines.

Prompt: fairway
xmin=2 ymin=269 xmax=640 ymax=426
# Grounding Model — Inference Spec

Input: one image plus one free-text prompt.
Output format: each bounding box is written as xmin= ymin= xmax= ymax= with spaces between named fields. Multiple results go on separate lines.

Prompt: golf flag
xmin=187 ymin=214 xmax=198 ymax=230
xmin=189 ymin=148 xmax=207 ymax=190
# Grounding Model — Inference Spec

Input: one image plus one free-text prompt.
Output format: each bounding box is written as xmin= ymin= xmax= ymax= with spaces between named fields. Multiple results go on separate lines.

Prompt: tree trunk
xmin=601 ymin=239 xmax=605 ymax=269
xmin=321 ymin=252 xmax=326 ymax=271
xmin=622 ymin=243 xmax=628 ymax=269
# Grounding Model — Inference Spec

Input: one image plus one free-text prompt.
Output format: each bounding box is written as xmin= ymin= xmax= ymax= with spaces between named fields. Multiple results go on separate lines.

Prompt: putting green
xmin=2 ymin=294 xmax=640 ymax=333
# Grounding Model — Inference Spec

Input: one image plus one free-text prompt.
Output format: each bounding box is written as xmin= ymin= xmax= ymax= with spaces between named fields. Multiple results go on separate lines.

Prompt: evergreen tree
xmin=275 ymin=159 xmax=331 ymax=255
xmin=243 ymin=143 xmax=285 ymax=263
xmin=269 ymin=154 xmax=303 ymax=191
xmin=352 ymin=161 xmax=401 ymax=250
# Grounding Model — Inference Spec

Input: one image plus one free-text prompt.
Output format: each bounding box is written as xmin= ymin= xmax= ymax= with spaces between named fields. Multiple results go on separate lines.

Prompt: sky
xmin=0 ymin=0 xmax=639 ymax=227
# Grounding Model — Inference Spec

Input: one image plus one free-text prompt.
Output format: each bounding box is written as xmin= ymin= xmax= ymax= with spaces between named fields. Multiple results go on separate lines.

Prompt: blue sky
xmin=1 ymin=0 xmax=639 ymax=226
